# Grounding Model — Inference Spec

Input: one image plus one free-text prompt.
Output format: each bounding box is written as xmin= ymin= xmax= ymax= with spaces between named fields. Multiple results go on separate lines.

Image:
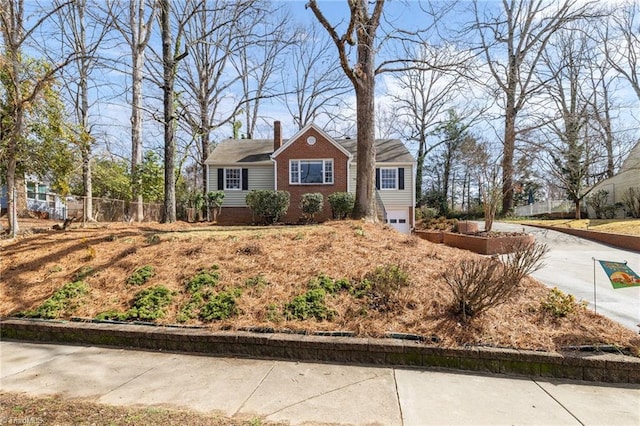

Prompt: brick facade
xmin=273 ymin=127 xmax=350 ymax=223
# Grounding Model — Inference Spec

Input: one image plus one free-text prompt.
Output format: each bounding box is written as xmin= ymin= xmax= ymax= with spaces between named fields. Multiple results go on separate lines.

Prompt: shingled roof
xmin=205 ymin=137 xmax=413 ymax=165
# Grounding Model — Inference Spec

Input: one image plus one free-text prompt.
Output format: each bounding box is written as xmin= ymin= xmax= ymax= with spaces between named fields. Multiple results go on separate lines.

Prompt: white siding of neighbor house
xmin=208 ymin=165 xmax=275 ymax=207
xmin=348 ymin=163 xmax=414 ymax=207
xmin=592 ymin=169 xmax=640 ymax=204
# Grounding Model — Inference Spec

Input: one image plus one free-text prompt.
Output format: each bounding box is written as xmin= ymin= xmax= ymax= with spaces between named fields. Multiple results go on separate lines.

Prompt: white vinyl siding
xmin=348 ymin=164 xmax=413 ymax=207
xmin=208 ymin=166 xmax=274 ymax=207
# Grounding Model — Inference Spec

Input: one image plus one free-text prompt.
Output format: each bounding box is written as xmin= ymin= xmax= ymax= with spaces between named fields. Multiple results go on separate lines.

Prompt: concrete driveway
xmin=488 ymin=221 xmax=640 ymax=332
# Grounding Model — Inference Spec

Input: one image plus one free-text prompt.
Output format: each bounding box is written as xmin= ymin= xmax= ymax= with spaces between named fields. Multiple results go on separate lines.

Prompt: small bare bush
xmin=443 ymin=242 xmax=549 ymax=322
xmin=622 ymin=187 xmax=640 ymax=218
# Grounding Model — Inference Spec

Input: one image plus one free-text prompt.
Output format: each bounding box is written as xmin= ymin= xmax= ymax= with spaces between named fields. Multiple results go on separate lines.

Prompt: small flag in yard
xmin=598 ymin=261 xmax=640 ymax=289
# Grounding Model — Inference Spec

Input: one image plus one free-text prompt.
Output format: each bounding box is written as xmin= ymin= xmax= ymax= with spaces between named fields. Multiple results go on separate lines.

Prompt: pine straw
xmin=2 ymin=219 xmax=638 ymax=355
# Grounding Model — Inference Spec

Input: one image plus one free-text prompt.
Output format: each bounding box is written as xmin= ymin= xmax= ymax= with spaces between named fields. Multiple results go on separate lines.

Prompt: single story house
xmin=588 ymin=140 xmax=640 ymax=217
xmin=204 ymin=122 xmax=416 ymax=233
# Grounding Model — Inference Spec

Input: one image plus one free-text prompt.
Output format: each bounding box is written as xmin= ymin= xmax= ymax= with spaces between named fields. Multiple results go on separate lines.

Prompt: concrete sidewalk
xmin=2 ymin=341 xmax=639 ymax=425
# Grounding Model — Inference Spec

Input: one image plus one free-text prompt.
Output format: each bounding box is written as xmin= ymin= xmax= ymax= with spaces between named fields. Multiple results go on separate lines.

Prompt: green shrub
xmin=308 ymin=274 xmax=351 ymax=294
xmin=126 ymin=265 xmax=154 ymax=286
xmin=328 ymin=192 xmax=355 ymax=219
xmin=200 ymin=289 xmax=242 ymax=321
xmin=21 ymin=281 xmax=89 ymax=319
xmin=206 ymin=191 xmax=225 ymax=222
xmin=95 ymin=310 xmax=130 ymax=321
xmin=246 ymin=190 xmax=290 ymax=224
xmin=128 ymin=286 xmax=173 ymax=320
xmin=186 ymin=267 xmax=220 ymax=293
xmin=284 ymin=288 xmax=336 ymax=321
xmin=300 ymin=193 xmax=324 ymax=222
xmin=541 ymin=287 xmax=586 ymax=317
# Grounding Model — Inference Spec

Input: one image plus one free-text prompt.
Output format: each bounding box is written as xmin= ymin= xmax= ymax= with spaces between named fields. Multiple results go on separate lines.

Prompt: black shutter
xmin=375 ymin=168 xmax=380 ymax=190
xmin=398 ymin=168 xmax=405 ymax=190
xmin=217 ymin=168 xmax=224 ymax=190
xmin=242 ymin=168 xmax=249 ymax=190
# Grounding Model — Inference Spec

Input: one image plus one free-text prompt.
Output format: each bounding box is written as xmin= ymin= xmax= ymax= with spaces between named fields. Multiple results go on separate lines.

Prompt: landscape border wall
xmin=524 ymin=224 xmax=640 ymax=252
xmin=2 ymin=318 xmax=638 ymax=384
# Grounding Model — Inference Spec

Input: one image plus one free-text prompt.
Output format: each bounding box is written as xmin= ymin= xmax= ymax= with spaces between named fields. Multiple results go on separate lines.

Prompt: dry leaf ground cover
xmin=1 ymin=218 xmax=638 ymax=355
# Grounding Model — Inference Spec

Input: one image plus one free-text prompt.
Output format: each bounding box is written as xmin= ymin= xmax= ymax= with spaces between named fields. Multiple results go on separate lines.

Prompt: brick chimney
xmin=274 ymin=120 xmax=282 ymax=151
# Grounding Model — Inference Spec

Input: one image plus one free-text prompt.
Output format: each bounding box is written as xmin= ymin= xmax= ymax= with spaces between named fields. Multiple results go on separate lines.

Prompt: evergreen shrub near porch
xmin=245 ymin=190 xmax=290 ymax=224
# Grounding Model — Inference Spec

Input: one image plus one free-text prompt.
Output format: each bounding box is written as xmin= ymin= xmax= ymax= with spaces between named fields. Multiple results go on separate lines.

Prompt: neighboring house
xmin=0 ymin=179 xmax=67 ymax=220
xmin=588 ymin=140 xmax=640 ymax=217
xmin=204 ymin=122 xmax=415 ymax=233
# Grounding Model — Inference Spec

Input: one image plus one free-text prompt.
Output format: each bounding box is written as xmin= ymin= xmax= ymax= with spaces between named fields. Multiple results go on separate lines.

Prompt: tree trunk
xmin=502 ymin=101 xmax=516 ymax=215
xmin=200 ymin=101 xmax=209 ymax=194
xmin=352 ymin=24 xmax=377 ymax=221
xmin=131 ymin=42 xmax=145 ymax=221
xmin=353 ymin=80 xmax=377 ymax=220
xmin=160 ymin=0 xmax=176 ymax=223
xmin=415 ymin=135 xmax=426 ymax=207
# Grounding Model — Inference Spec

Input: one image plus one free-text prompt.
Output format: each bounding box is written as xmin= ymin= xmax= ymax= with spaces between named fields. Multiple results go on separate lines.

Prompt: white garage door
xmin=385 ymin=209 xmax=410 ymax=234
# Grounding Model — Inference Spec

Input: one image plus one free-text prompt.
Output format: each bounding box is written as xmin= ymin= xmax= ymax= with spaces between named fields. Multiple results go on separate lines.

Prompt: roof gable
xmin=271 ymin=123 xmax=352 ymax=159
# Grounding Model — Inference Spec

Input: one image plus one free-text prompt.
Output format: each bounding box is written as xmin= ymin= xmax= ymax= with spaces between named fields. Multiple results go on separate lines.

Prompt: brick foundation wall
xmin=215 ymin=207 xmax=254 ymax=225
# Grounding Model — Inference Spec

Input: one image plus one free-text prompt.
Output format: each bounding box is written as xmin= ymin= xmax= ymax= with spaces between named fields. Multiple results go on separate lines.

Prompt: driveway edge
xmin=523 ymin=223 xmax=640 ymax=252
xmin=2 ymin=318 xmax=639 ymax=384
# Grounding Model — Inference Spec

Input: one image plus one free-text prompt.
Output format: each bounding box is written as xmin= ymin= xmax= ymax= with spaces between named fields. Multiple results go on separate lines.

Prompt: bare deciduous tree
xmin=307 ymin=0 xmax=383 ymax=221
xmin=470 ymin=0 xmax=596 ymax=214
xmin=178 ymin=0 xmax=253 ymax=194
xmin=108 ymin=0 xmax=156 ymax=221
xmin=54 ymin=0 xmax=112 ymax=222
xmin=284 ymin=23 xmax=352 ymax=130
xmin=602 ymin=1 xmax=640 ymax=101
xmin=390 ymin=45 xmax=469 ymax=206
xmin=232 ymin=3 xmax=293 ymax=139
xmin=308 ymin=0 xmax=462 ymax=221
xmin=537 ymin=28 xmax=600 ymax=219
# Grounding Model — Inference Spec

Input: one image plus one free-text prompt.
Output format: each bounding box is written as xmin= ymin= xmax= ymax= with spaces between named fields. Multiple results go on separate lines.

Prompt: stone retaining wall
xmin=2 ymin=318 xmax=638 ymax=384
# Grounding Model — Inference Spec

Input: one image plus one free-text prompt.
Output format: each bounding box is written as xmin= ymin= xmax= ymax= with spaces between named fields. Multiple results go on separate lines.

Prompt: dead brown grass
xmin=519 ymin=218 xmax=640 ymax=236
xmin=0 ymin=392 xmax=280 ymax=425
xmin=1 ymin=218 xmax=638 ymax=355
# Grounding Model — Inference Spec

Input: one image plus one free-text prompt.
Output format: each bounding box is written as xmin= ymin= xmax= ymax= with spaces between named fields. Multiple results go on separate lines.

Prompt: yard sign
xmin=598 ymin=260 xmax=640 ymax=289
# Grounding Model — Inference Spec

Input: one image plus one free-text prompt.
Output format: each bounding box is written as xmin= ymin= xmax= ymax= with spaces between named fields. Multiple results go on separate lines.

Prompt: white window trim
xmin=289 ymin=159 xmax=334 ymax=185
xmin=224 ymin=168 xmax=242 ymax=191
xmin=380 ymin=167 xmax=398 ymax=190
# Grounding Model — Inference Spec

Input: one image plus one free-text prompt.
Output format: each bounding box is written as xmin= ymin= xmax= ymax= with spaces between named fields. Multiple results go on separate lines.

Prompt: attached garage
xmin=385 ymin=208 xmax=411 ymax=234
